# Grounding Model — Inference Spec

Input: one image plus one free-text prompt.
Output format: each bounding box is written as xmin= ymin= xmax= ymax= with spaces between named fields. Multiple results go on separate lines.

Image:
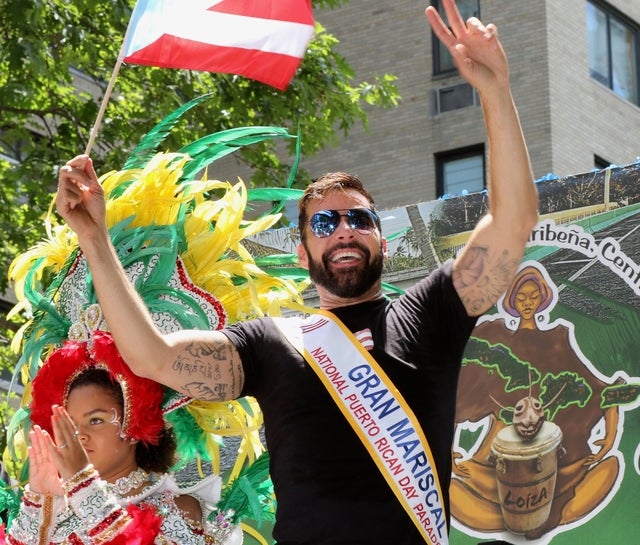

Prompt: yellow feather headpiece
xmin=8 ymin=151 xmax=307 ymax=480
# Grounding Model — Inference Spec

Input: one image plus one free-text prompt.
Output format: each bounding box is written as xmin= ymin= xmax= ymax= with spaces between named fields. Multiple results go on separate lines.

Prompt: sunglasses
xmin=308 ymin=208 xmax=381 ymax=238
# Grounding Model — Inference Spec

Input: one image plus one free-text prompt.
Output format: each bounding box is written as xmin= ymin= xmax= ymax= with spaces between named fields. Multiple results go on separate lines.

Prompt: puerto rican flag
xmin=121 ymin=0 xmax=315 ymax=90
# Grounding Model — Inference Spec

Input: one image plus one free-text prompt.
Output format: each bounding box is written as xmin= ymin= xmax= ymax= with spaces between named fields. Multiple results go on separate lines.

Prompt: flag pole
xmin=84 ymin=57 xmax=124 ymax=156
xmin=83 ymin=0 xmax=139 ymax=156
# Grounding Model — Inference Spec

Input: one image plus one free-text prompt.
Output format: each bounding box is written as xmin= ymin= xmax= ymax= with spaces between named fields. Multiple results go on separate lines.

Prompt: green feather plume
xmin=0 ymin=476 xmax=21 ymax=527
xmin=177 ymin=126 xmax=294 ymax=183
xmin=123 ymin=93 xmax=214 ymax=170
xmin=214 ymin=451 xmax=275 ymax=525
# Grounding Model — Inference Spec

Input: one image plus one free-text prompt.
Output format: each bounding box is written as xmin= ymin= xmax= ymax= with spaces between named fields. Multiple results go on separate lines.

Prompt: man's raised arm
xmin=56 ymin=154 xmax=244 ymax=400
xmin=426 ymin=0 xmax=539 ymax=317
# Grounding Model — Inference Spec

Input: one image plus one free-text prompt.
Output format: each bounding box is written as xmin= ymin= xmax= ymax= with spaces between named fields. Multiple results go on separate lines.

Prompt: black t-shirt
xmin=223 ymin=261 xmax=477 ymax=544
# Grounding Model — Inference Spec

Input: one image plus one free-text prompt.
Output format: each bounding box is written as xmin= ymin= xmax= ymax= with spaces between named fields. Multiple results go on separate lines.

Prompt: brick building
xmin=301 ymin=0 xmax=640 ymax=210
xmin=3 ymin=0 xmax=639 ymax=309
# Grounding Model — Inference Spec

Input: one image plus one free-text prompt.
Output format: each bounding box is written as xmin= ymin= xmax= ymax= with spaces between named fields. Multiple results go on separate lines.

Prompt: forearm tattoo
xmin=171 ymin=341 xmax=242 ymax=401
xmin=453 ymin=244 xmax=520 ymax=315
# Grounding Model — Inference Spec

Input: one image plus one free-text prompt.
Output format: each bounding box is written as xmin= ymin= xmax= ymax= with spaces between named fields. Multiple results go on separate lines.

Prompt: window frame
xmin=431 ymin=0 xmax=481 ymax=75
xmin=586 ymin=0 xmax=639 ymax=105
xmin=594 ymin=155 xmax=612 ymax=170
xmin=435 ymin=144 xmax=486 ymax=198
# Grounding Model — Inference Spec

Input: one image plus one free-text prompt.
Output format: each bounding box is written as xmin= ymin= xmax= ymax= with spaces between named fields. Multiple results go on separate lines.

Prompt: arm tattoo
xmin=171 ymin=341 xmax=242 ymax=401
xmin=453 ymin=244 xmax=520 ymax=315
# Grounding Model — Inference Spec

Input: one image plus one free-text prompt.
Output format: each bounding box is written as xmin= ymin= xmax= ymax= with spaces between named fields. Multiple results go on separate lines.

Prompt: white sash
xmin=273 ymin=310 xmax=449 ymax=545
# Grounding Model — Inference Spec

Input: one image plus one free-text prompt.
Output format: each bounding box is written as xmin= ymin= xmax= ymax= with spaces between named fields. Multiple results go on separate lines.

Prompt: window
xmin=431 ymin=0 xmax=480 ymax=75
xmin=586 ymin=1 xmax=639 ymax=105
xmin=435 ymin=82 xmax=479 ymax=114
xmin=436 ymin=146 xmax=485 ymax=197
xmin=0 ymin=128 xmax=45 ymax=166
xmin=594 ymin=155 xmax=611 ymax=170
xmin=0 ymin=129 xmax=21 ymax=164
xmin=0 ymin=151 xmax=18 ymax=164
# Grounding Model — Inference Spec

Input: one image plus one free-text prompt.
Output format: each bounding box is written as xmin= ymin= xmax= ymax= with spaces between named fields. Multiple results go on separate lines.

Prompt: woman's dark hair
xmin=68 ymin=367 xmax=177 ymax=473
xmin=135 ymin=427 xmax=177 ymax=473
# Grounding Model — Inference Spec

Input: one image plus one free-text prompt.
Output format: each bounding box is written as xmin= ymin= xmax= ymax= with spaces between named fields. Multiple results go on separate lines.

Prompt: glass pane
xmin=438 ymin=83 xmax=475 ymax=112
xmin=610 ymin=18 xmax=638 ymax=102
xmin=438 ymin=43 xmax=456 ymax=72
xmin=586 ymin=2 xmax=609 ymax=87
xmin=443 ymin=155 xmax=484 ymax=196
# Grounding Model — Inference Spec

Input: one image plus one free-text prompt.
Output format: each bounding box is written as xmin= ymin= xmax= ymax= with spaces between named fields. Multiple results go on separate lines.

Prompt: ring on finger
xmin=58 ymin=442 xmax=68 ymax=449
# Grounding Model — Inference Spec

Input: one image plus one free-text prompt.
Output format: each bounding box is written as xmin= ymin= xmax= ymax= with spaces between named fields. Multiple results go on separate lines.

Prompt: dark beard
xmin=307 ymin=242 xmax=384 ymax=298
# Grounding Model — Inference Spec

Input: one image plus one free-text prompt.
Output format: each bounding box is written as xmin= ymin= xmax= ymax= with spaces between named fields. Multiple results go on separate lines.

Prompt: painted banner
xmin=249 ymin=160 xmax=640 ymax=544
xmin=449 ymin=162 xmax=640 ymax=545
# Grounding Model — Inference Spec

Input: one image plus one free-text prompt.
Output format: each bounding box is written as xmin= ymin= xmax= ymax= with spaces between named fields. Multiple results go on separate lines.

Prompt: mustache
xmin=322 ymin=242 xmax=371 ymax=263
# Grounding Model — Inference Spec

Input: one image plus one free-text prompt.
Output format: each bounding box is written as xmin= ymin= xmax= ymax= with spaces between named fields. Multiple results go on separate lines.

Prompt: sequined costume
xmin=6 ymin=465 xmax=242 ymax=545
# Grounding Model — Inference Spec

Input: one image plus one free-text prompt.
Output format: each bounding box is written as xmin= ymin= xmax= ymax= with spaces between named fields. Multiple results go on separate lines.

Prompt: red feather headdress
xmin=30 ymin=330 xmax=164 ymax=445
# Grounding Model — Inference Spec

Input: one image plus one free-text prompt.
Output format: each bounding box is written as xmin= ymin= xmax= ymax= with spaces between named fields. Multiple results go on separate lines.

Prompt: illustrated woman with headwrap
xmin=451 ymin=262 xmax=621 ymax=539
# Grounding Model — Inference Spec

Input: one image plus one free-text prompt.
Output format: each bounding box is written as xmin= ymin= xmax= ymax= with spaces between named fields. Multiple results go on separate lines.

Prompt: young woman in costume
xmin=3 ymin=116 xmax=299 ymax=544
xmin=5 ymin=331 xmax=241 ymax=545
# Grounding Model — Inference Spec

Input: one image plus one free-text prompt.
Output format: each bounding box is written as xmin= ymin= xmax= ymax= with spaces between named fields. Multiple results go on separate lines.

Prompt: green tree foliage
xmin=0 ymin=0 xmax=399 ymax=377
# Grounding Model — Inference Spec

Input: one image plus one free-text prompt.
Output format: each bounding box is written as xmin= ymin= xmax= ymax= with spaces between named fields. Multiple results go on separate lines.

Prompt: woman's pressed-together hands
xmin=27 ymin=405 xmax=90 ymax=495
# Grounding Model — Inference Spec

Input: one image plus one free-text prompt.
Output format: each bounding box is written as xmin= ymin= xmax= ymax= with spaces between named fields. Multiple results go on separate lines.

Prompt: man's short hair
xmin=298 ymin=172 xmax=377 ymax=241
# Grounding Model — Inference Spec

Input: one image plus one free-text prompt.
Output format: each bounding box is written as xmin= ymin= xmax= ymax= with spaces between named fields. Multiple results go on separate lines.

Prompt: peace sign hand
xmin=425 ymin=0 xmax=509 ymax=95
